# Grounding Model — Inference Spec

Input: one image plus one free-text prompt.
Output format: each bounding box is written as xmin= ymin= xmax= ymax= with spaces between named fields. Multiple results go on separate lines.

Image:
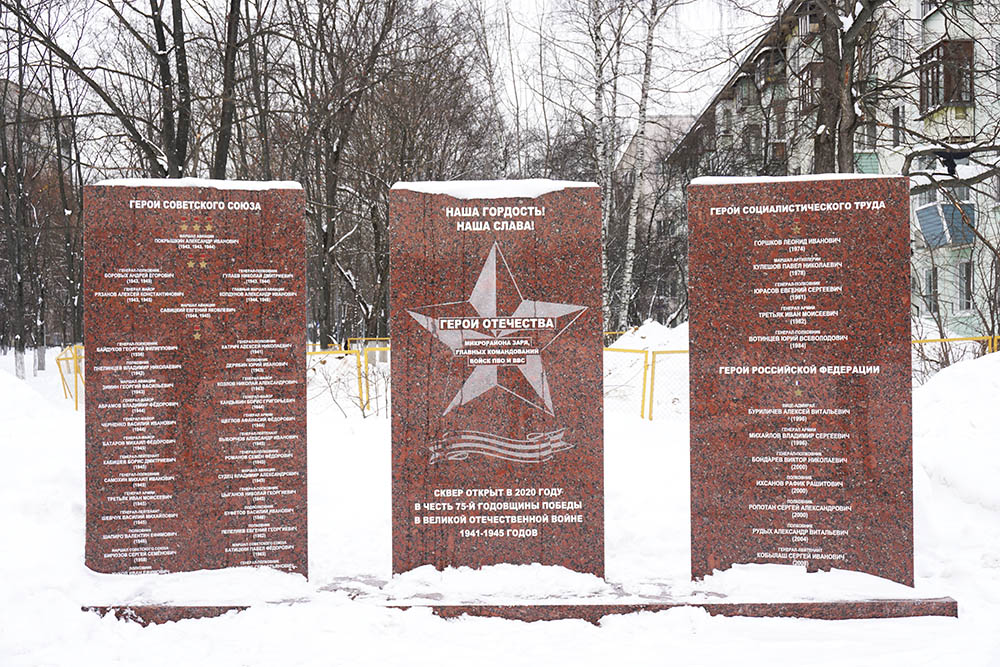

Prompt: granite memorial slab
xmin=84 ymin=179 xmax=307 ymax=576
xmin=687 ymin=175 xmax=913 ymax=585
xmin=389 ymin=180 xmax=603 ymax=576
xmin=419 ymin=597 xmax=957 ymax=623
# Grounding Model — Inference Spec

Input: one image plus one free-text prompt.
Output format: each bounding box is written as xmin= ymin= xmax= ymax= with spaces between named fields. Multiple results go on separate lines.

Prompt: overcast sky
xmin=488 ymin=0 xmax=779 ymax=137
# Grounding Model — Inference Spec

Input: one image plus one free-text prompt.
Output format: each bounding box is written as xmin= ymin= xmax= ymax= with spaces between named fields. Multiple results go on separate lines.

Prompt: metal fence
xmin=53 ymin=334 xmax=1000 ymax=416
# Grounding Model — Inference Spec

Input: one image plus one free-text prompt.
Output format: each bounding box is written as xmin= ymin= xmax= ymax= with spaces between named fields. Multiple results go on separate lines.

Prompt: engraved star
xmin=205 ymin=224 xmax=212 ymax=231
xmin=408 ymin=242 xmax=586 ymax=416
xmin=794 ymin=388 xmax=803 ymax=397
xmin=193 ymin=332 xmax=201 ymax=340
xmin=187 ymin=260 xmax=195 ymax=268
xmin=199 ymin=260 xmax=208 ymax=268
xmin=180 ymin=223 xmax=188 ymax=231
xmin=193 ymin=224 xmax=201 ymax=232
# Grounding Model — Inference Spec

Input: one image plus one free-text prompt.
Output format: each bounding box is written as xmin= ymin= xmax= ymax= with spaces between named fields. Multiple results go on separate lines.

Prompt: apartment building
xmin=655 ymin=0 xmax=1000 ymax=338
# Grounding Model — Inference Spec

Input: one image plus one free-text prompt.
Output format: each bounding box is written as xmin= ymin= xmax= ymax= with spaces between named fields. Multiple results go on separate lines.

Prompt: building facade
xmin=653 ymin=0 xmax=1000 ymax=341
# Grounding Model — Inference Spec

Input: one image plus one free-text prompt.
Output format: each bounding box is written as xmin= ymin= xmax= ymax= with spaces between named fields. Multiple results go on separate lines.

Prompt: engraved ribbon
xmin=428 ymin=428 xmax=574 ymax=464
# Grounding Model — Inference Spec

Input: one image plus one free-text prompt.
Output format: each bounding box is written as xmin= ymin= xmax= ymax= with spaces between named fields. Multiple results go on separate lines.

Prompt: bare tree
xmin=617 ymin=0 xmax=670 ymax=329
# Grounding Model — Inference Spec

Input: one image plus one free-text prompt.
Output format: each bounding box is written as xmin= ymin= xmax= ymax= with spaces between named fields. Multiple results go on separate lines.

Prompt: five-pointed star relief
xmin=408 ymin=242 xmax=586 ymax=416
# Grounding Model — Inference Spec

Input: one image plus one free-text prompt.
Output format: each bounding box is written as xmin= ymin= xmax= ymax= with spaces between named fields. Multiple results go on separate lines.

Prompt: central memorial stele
xmin=389 ymin=180 xmax=603 ymax=576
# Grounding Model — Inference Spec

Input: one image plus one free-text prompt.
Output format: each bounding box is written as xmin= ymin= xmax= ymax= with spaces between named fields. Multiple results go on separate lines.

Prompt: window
xmin=889 ymin=19 xmax=905 ymax=60
xmin=802 ymin=65 xmax=820 ymax=107
xmin=772 ymin=107 xmax=786 ymax=140
xmin=919 ymin=187 xmax=938 ymax=207
xmin=893 ymin=107 xmax=904 ymax=146
xmin=925 ymin=267 xmax=940 ymax=315
xmin=919 ymin=40 xmax=974 ymax=112
xmin=770 ymin=141 xmax=787 ymax=164
xmin=921 ymin=0 xmax=939 ymax=16
xmin=744 ymin=124 xmax=762 ymax=155
xmin=855 ymin=120 xmax=877 ymax=150
xmin=698 ymin=127 xmax=716 ymax=153
xmin=721 ymin=108 xmax=732 ymax=134
xmin=996 ymin=42 xmax=1000 ymax=96
xmin=755 ymin=49 xmax=785 ymax=88
xmin=736 ymin=75 xmax=757 ymax=109
xmin=797 ymin=3 xmax=819 ymax=37
xmin=959 ymin=261 xmax=973 ymax=310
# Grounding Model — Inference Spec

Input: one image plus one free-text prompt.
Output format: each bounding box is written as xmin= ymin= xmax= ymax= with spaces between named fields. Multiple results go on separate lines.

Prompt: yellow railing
xmin=361 ymin=346 xmax=391 ymax=410
xmin=603 ymin=328 xmax=638 ymax=347
xmin=348 ymin=337 xmax=390 ymax=350
xmin=55 ymin=344 xmax=86 ymax=411
xmin=49 ymin=334 xmax=1000 ymax=418
xmin=307 ymin=347 xmax=365 ymax=410
xmin=912 ymin=335 xmax=997 ymax=353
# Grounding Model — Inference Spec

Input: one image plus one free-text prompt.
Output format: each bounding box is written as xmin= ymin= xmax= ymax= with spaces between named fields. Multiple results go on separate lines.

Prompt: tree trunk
xmin=590 ymin=0 xmax=612 ymax=329
xmin=212 ymin=0 xmax=242 ymax=179
xmin=171 ymin=0 xmax=191 ymax=171
xmin=150 ymin=0 xmax=179 ymax=175
xmin=814 ymin=13 xmax=840 ymax=173
xmin=617 ymin=0 xmax=659 ymax=330
xmin=836 ymin=28 xmax=858 ymax=173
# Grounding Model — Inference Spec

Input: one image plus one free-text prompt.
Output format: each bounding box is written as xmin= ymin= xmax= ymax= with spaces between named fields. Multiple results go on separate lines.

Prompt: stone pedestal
xmin=84 ymin=179 xmax=307 ymax=576
xmin=389 ymin=180 xmax=603 ymax=576
xmin=687 ymin=175 xmax=913 ymax=585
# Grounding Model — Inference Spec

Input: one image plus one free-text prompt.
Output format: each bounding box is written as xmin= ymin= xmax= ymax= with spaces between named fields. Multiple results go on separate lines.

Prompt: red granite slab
xmin=83 ymin=605 xmax=247 ymax=625
xmin=389 ymin=182 xmax=604 ymax=576
xmin=84 ymin=181 xmax=307 ymax=576
xmin=84 ymin=596 xmax=958 ymax=626
xmin=687 ymin=176 xmax=913 ymax=585
xmin=420 ymin=597 xmax=956 ymax=623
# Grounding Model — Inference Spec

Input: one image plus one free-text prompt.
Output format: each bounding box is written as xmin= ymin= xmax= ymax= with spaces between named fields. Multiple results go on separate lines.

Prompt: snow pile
xmin=94 ymin=178 xmax=302 ymax=190
xmin=383 ymin=564 xmax=615 ymax=603
xmin=913 ymin=353 xmax=1000 ymax=594
xmin=0 ymin=361 xmax=53 ymax=421
xmin=608 ymin=320 xmax=688 ymax=350
xmin=690 ymin=174 xmax=892 ymax=185
xmin=2 ymin=347 xmax=1000 ymax=665
xmin=390 ymin=180 xmax=597 ymax=199
xmin=914 ymin=352 xmax=1000 ymax=511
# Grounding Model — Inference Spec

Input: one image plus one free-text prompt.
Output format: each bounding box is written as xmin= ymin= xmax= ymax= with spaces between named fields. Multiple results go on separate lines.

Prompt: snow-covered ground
xmin=1 ymin=331 xmax=999 ymax=666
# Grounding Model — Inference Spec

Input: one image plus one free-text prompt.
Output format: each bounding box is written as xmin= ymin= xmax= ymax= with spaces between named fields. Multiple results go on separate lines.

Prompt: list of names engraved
xmin=688 ymin=177 xmax=913 ymax=586
xmin=84 ymin=181 xmax=307 ymax=576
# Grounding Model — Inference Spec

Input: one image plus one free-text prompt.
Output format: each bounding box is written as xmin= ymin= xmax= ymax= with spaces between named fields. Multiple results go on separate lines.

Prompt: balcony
xmin=922 ymin=105 xmax=974 ymax=143
xmin=918 ymin=39 xmax=974 ymax=141
xmin=915 ymin=200 xmax=976 ymax=248
xmin=855 ymin=152 xmax=880 ymax=174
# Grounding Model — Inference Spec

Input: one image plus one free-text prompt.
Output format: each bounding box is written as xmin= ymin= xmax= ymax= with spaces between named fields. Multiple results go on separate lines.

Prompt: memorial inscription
xmin=84 ymin=180 xmax=307 ymax=576
xmin=688 ymin=176 xmax=913 ymax=586
xmin=390 ymin=181 xmax=603 ymax=576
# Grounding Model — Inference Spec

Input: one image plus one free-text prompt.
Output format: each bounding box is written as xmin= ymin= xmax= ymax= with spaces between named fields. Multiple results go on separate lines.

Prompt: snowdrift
xmin=1 ymin=342 xmax=998 ymax=666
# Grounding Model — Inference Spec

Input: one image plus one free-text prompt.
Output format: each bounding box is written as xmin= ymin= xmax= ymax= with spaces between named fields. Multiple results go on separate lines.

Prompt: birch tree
xmin=616 ymin=0 xmax=668 ymax=329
